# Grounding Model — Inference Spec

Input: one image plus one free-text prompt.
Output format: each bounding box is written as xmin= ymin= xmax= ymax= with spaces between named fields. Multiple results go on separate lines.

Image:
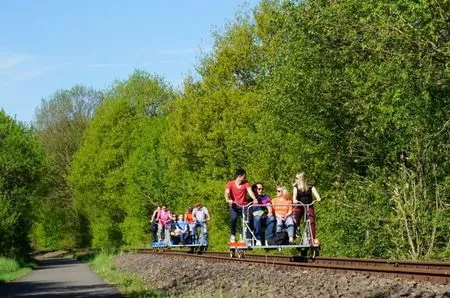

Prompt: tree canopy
xmin=0 ymin=110 xmax=46 ymax=256
xmin=18 ymin=0 xmax=450 ymax=260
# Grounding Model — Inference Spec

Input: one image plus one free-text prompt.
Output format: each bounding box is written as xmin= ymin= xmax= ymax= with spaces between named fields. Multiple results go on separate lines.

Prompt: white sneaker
xmin=265 ymin=240 xmax=269 ymax=246
xmin=230 ymin=235 xmax=236 ymax=242
xmin=289 ymin=237 xmax=294 ymax=244
xmin=255 ymin=240 xmax=262 ymax=246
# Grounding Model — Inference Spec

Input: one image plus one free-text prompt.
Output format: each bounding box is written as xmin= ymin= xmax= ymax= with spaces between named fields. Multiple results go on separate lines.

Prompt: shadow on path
xmin=33 ymin=258 xmax=81 ymax=270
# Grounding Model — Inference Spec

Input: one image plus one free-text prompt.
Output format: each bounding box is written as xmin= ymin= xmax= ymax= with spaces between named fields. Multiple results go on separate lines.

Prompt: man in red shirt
xmin=224 ymin=168 xmax=257 ymax=243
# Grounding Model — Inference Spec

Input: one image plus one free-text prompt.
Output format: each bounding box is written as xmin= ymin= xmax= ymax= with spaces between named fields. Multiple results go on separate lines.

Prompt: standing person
xmin=150 ymin=206 xmax=160 ymax=243
xmin=193 ymin=202 xmax=210 ymax=245
xmin=184 ymin=207 xmax=196 ymax=243
xmin=251 ymin=183 xmax=273 ymax=246
xmin=157 ymin=204 xmax=172 ymax=246
xmin=225 ymin=168 xmax=257 ymax=243
xmin=292 ymin=172 xmax=322 ymax=242
xmin=272 ymin=186 xmax=295 ymax=244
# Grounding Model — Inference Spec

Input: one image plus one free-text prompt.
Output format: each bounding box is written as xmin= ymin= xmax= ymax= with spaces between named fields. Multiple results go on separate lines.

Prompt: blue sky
xmin=0 ymin=0 xmax=258 ymax=123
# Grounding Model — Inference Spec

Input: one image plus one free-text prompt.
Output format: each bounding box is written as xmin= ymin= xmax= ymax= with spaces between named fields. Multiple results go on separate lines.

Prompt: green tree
xmin=69 ymin=71 xmax=174 ymax=249
xmin=258 ymin=0 xmax=450 ymax=259
xmin=31 ymin=85 xmax=103 ymax=249
xmin=0 ymin=110 xmax=46 ymax=256
xmin=160 ymin=10 xmax=278 ymax=249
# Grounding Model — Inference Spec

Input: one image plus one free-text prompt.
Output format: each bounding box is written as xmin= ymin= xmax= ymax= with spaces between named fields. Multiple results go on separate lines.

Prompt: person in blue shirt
xmin=176 ymin=214 xmax=189 ymax=245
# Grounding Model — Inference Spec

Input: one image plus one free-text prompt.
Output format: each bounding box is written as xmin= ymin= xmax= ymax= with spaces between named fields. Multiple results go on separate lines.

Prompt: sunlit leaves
xmin=0 ymin=111 xmax=46 ymax=256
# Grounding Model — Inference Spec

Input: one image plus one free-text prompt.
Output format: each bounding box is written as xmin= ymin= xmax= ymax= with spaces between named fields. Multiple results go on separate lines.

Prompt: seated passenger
xmin=176 ymin=214 xmax=189 ymax=245
xmin=170 ymin=213 xmax=181 ymax=244
xmin=193 ymin=202 xmax=210 ymax=245
xmin=157 ymin=204 xmax=172 ymax=246
xmin=251 ymin=183 xmax=273 ymax=246
xmin=271 ymin=186 xmax=295 ymax=244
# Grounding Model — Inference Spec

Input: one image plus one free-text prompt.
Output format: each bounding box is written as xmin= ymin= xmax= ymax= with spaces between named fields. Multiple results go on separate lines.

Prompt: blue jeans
xmin=188 ymin=223 xmax=196 ymax=236
xmin=253 ymin=215 xmax=266 ymax=241
xmin=157 ymin=223 xmax=171 ymax=245
xmin=276 ymin=216 xmax=295 ymax=238
xmin=180 ymin=231 xmax=189 ymax=244
xmin=265 ymin=216 xmax=276 ymax=241
xmin=229 ymin=204 xmax=251 ymax=240
xmin=195 ymin=221 xmax=208 ymax=245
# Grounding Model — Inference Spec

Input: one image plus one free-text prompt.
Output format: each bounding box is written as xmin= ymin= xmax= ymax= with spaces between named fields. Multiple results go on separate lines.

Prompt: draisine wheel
xmin=300 ymin=248 xmax=308 ymax=257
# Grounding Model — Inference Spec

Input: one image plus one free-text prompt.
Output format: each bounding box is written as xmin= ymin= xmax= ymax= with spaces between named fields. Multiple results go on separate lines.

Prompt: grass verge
xmin=0 ymin=257 xmax=36 ymax=283
xmin=74 ymin=251 xmax=162 ymax=298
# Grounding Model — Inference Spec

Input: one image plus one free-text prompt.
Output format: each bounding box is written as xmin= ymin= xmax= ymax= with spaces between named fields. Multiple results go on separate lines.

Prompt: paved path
xmin=0 ymin=258 xmax=123 ymax=297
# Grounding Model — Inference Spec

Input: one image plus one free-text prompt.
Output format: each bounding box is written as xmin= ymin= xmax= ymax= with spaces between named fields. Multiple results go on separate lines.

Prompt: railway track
xmin=135 ymin=248 xmax=450 ymax=284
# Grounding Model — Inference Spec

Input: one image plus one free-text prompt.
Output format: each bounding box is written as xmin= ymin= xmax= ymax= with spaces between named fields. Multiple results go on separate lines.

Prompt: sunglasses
xmin=257 ymin=188 xmax=263 ymax=190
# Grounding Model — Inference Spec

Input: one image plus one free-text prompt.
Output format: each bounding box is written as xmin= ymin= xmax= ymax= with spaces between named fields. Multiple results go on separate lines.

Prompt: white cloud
xmin=0 ymin=53 xmax=66 ymax=89
xmin=0 ymin=53 xmax=28 ymax=70
xmin=10 ymin=63 xmax=67 ymax=81
xmin=86 ymin=63 xmax=135 ymax=68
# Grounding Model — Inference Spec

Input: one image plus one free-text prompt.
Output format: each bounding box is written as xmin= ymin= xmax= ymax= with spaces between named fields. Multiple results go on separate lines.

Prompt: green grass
xmin=75 ymin=252 xmax=162 ymax=298
xmin=0 ymin=257 xmax=35 ymax=283
xmin=74 ymin=251 xmax=267 ymax=298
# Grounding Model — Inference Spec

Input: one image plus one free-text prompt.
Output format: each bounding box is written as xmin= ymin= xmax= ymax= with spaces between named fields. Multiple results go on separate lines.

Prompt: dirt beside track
xmin=115 ymin=253 xmax=450 ymax=298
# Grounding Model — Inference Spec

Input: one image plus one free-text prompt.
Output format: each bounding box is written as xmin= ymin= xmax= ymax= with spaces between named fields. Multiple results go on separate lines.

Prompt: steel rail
xmin=135 ymin=249 xmax=450 ymax=284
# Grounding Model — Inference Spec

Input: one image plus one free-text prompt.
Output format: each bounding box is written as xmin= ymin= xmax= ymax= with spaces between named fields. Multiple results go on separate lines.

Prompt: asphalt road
xmin=0 ymin=258 xmax=123 ymax=297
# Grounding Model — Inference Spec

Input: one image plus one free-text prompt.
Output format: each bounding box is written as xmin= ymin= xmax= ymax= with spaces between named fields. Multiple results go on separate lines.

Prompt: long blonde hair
xmin=294 ymin=172 xmax=309 ymax=192
xmin=277 ymin=186 xmax=291 ymax=200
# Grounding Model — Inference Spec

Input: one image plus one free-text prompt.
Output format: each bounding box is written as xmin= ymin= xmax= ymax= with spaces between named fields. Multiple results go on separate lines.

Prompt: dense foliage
xmin=0 ymin=111 xmax=45 ymax=256
xmin=3 ymin=0 xmax=446 ymax=260
xmin=31 ymin=86 xmax=103 ymax=249
xmin=69 ymin=71 xmax=175 ymax=249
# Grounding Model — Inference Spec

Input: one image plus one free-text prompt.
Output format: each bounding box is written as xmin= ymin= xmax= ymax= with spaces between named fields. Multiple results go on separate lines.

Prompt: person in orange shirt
xmin=184 ymin=207 xmax=196 ymax=243
xmin=271 ymin=186 xmax=295 ymax=244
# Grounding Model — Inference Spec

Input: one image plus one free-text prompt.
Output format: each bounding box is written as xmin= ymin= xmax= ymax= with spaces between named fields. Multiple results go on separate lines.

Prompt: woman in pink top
xmin=157 ymin=204 xmax=172 ymax=246
xmin=224 ymin=168 xmax=257 ymax=243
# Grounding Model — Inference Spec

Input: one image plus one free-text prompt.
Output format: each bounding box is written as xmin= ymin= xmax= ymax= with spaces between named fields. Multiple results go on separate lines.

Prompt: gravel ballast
xmin=115 ymin=253 xmax=450 ymax=297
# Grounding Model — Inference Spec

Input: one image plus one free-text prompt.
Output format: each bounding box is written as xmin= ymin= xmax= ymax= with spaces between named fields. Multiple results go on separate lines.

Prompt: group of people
xmin=150 ymin=168 xmax=321 ymax=248
xmin=225 ymin=169 xmax=321 ymax=246
xmin=150 ymin=202 xmax=210 ymax=246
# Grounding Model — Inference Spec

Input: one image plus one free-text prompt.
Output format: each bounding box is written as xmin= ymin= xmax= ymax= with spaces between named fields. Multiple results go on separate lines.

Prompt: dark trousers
xmin=180 ymin=232 xmax=188 ymax=244
xmin=229 ymin=204 xmax=251 ymax=240
xmin=151 ymin=222 xmax=158 ymax=242
xmin=294 ymin=206 xmax=316 ymax=240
